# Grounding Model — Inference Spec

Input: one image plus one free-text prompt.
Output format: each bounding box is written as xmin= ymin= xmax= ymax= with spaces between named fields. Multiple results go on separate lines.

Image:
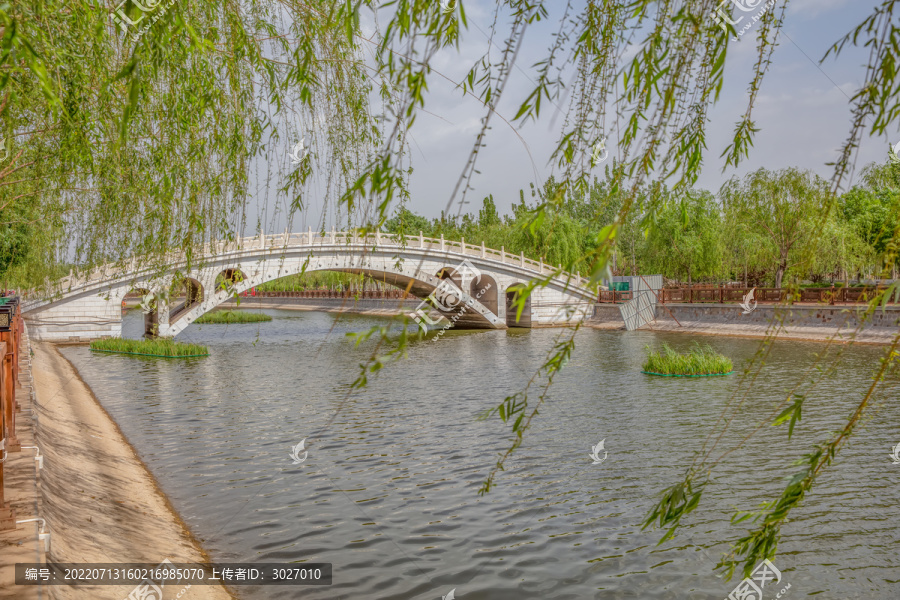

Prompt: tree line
xmin=384 ymin=161 xmax=900 ymax=289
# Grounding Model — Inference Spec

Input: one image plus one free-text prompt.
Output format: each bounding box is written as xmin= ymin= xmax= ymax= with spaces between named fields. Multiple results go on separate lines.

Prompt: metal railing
xmin=597 ymin=290 xmax=633 ymax=303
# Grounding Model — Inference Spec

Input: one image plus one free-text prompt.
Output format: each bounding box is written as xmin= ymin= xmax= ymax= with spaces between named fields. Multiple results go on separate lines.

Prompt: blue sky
xmin=388 ymin=0 xmax=893 ymax=220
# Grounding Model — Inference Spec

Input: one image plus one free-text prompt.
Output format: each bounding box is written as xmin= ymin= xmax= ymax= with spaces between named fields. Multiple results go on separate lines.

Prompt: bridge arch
xmin=218 ymin=268 xmax=247 ymax=288
xmin=505 ymin=284 xmax=532 ymax=327
xmin=125 ymin=286 xmax=157 ymax=336
xmin=169 ymin=276 xmax=204 ymax=325
xmin=471 ymin=274 xmax=498 ymax=315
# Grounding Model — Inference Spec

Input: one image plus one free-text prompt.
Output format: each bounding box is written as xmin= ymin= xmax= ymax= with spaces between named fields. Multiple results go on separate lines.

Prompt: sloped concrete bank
xmin=586 ymin=305 xmax=626 ymax=329
xmin=0 ymin=326 xmax=43 ymax=599
xmin=648 ymin=303 xmax=900 ymax=344
xmin=24 ymin=344 xmax=234 ymax=600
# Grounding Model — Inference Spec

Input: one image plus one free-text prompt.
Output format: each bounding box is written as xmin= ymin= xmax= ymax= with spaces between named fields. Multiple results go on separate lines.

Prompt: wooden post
xmin=719 ymin=284 xmax=724 ymax=304
xmin=688 ymin=284 xmax=692 ymax=303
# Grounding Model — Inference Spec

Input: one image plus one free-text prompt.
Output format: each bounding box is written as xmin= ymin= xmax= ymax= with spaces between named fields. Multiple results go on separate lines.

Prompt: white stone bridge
xmin=21 ymin=231 xmax=598 ymax=341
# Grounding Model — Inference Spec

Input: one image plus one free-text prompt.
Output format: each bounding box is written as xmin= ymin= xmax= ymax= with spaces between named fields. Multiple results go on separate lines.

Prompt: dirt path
xmin=30 ymin=343 xmax=234 ymax=600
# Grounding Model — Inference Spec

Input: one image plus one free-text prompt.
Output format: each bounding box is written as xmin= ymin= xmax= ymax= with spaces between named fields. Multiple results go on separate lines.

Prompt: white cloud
xmin=787 ymin=0 xmax=856 ymax=20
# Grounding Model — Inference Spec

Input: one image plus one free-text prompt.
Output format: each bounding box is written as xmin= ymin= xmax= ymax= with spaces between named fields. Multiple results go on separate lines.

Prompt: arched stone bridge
xmin=21 ymin=231 xmax=597 ymax=341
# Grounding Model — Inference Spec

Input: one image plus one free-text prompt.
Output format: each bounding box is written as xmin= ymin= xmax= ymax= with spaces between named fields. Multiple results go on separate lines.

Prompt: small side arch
xmin=470 ymin=274 xmax=498 ymax=315
xmin=126 ymin=286 xmax=156 ymax=337
xmin=169 ymin=277 xmax=204 ymax=324
xmin=215 ymin=268 xmax=248 ymax=295
xmin=505 ymin=284 xmax=532 ymax=328
xmin=435 ymin=266 xmax=462 ymax=289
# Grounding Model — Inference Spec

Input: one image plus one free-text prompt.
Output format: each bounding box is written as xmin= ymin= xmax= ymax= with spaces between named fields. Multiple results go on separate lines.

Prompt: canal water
xmin=61 ymin=309 xmax=898 ymax=599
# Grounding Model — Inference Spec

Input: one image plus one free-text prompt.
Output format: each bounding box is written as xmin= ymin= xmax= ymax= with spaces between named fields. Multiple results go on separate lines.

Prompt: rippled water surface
xmin=61 ymin=309 xmax=899 ymax=599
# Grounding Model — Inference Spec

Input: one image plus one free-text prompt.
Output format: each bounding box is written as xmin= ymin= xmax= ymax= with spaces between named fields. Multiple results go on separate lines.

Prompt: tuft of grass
xmin=194 ymin=310 xmax=272 ymax=324
xmin=90 ymin=338 xmax=209 ymax=358
xmin=643 ymin=342 xmax=733 ymax=376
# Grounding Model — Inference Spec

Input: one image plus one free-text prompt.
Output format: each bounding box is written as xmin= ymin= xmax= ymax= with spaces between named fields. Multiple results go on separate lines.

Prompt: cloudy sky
xmin=273 ymin=0 xmax=893 ymax=232
xmin=382 ymin=0 xmax=893 ymax=220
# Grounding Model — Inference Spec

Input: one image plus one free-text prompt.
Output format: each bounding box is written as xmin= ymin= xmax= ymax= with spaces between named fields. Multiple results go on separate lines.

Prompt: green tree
xmin=839 ymin=160 xmax=900 ymax=278
xmin=383 ymin=207 xmax=433 ymax=237
xmin=722 ymin=206 xmax=771 ymax=287
xmin=642 ymin=189 xmax=724 ymax=284
xmin=477 ymin=195 xmax=502 ymax=228
xmin=721 ymin=168 xmax=831 ymax=288
xmin=808 ymin=214 xmax=872 ymax=284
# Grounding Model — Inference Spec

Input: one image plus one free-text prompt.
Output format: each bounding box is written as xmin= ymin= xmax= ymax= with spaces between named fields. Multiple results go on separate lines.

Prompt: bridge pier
xmin=22 ymin=292 xmax=125 ymax=342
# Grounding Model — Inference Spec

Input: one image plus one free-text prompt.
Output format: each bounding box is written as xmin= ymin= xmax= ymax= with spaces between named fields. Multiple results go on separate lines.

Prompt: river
xmin=60 ymin=309 xmax=898 ymax=599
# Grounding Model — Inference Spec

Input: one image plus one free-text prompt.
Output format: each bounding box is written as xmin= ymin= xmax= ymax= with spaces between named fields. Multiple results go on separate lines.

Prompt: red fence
xmin=0 ymin=296 xmax=23 ymax=530
xmin=240 ymin=289 xmax=410 ymax=300
xmin=595 ymin=286 xmax=898 ymax=305
xmin=597 ymin=291 xmax=633 ymax=303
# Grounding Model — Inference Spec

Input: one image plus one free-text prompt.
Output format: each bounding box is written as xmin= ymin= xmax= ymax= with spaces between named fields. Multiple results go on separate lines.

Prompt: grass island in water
xmin=90 ymin=338 xmax=209 ymax=358
xmin=194 ymin=310 xmax=272 ymax=324
xmin=642 ymin=342 xmax=733 ymax=377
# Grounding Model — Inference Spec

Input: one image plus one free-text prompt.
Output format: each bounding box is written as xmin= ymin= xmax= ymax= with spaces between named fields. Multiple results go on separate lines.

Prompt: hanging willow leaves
xmin=3 ymin=0 xmax=900 ymax=582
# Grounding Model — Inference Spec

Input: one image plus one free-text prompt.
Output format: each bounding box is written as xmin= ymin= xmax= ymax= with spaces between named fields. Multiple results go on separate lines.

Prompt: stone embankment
xmin=133 ymin=294 xmax=900 ymax=344
xmin=589 ymin=302 xmax=899 ymax=344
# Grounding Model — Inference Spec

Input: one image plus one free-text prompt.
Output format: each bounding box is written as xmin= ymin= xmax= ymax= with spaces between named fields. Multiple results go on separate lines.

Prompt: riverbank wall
xmin=0 ymin=331 xmax=234 ymax=599
xmin=647 ymin=303 xmax=900 ymax=344
xmin=167 ymin=296 xmax=899 ymax=344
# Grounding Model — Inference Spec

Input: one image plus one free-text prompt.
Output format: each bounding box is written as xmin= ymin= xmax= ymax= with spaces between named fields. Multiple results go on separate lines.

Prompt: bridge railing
xmin=48 ymin=230 xmax=594 ymax=297
xmin=257 ymin=230 xmax=585 ymax=287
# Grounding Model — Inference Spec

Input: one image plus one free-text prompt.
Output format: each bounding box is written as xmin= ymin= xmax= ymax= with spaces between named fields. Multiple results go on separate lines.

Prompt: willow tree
xmin=641 ymin=189 xmax=724 ymax=284
xmin=721 ymin=168 xmax=832 ymax=288
xmin=840 ymin=161 xmax=900 ymax=279
xmin=4 ymin=0 xmax=900 ymax=583
xmin=1 ymin=0 xmax=378 ymax=288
